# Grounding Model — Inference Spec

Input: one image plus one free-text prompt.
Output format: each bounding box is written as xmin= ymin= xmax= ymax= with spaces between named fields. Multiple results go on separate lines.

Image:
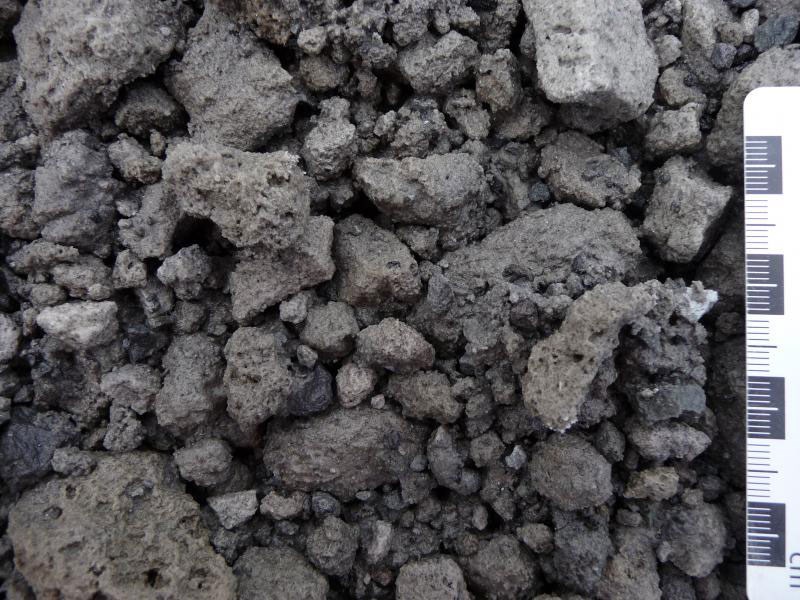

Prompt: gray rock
xmin=708 ymin=47 xmax=800 ymax=167
xmin=302 ymin=102 xmax=357 ymax=181
xmin=287 ymin=365 xmax=334 ymax=417
xmin=231 ymin=216 xmax=335 ymax=322
xmin=263 ymin=407 xmax=428 ymax=500
xmin=466 ymin=535 xmax=538 ymax=600
xmin=108 ymin=135 xmax=162 ymax=185
xmin=50 ymin=446 xmax=96 ymax=477
xmin=208 ymin=489 xmax=258 ymax=529
xmin=300 ymin=302 xmax=359 ymax=360
xmin=36 ymin=301 xmax=118 ymax=349
xmin=114 ymin=81 xmax=184 ymax=138
xmin=681 ymin=0 xmax=735 ymax=84
xmin=470 ymin=431 xmax=506 ymax=468
xmin=627 ymin=421 xmax=711 ymax=462
xmin=660 ymin=497 xmax=727 ymax=578
xmin=550 ymin=510 xmax=611 ymax=595
xmin=102 ymin=405 xmax=145 ymax=452
xmin=624 ymin=466 xmax=680 ymax=501
xmin=523 ymin=0 xmax=658 ymax=131
xmin=174 ymin=438 xmax=233 ymax=488
xmin=306 ymin=516 xmax=359 ymax=577
xmin=279 ymin=293 xmax=310 ymax=325
xmin=234 ymin=547 xmax=328 ymax=600
xmin=155 ymin=333 xmax=226 ymax=437
xmin=333 ymin=215 xmax=421 ymax=307
xmin=642 ymin=157 xmax=732 ymax=264
xmin=427 ymin=426 xmax=481 ymax=495
xmin=7 ymin=452 xmax=236 ymax=599
xmin=118 ymin=183 xmax=180 ymax=260
xmin=0 ymin=313 xmax=20 ymax=362
xmin=165 ymin=6 xmax=299 ymax=150
xmin=633 ymin=383 xmax=707 ymax=424
xmin=398 ymin=32 xmax=479 ymax=95
xmin=396 ymin=555 xmax=469 ymax=600
xmin=354 ymin=152 xmax=487 ymax=247
xmin=755 ymin=15 xmax=800 ymax=51
xmin=336 ymin=363 xmax=379 ymax=408
xmin=260 ymin=490 xmax=307 ymax=520
xmin=51 ymin=256 xmax=113 ymax=300
xmin=386 ymin=370 xmax=462 ymax=423
xmin=596 ymin=527 xmax=660 ymax=600
xmin=156 ymin=244 xmax=212 ymax=301
xmin=356 ymin=318 xmax=435 ymax=373
xmin=710 ymin=42 xmax=737 ymax=70
xmin=0 ymin=166 xmax=37 ymax=239
xmin=538 ymin=132 xmax=641 ymax=209
xmin=522 ymin=282 xmax=656 ymax=432
xmin=33 ymin=131 xmax=119 ymax=256
xmin=529 ymin=434 xmax=612 ymax=510
xmin=14 ymin=0 xmax=181 ymax=132
xmin=112 ymin=250 xmax=148 ymax=289
xmin=163 ymin=143 xmax=310 ymax=250
xmin=644 ymin=104 xmax=703 ymax=159
xmin=516 ymin=523 xmax=553 ymax=554
xmin=0 ymin=406 xmax=78 ymax=492
xmin=444 ymin=90 xmax=491 ymax=140
xmin=476 ymin=49 xmax=522 ymax=113
xmin=224 ymin=327 xmax=292 ymax=432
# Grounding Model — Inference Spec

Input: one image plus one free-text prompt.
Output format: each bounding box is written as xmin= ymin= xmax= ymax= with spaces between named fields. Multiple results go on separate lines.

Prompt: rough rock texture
xmin=166 ymin=6 xmax=299 ymax=150
xmin=234 ymin=547 xmax=328 ymax=600
xmin=396 ymin=555 xmax=469 ymax=600
xmin=523 ymin=0 xmax=658 ymax=131
xmin=263 ymin=408 xmax=427 ymax=500
xmin=36 ymin=301 xmax=118 ymax=349
xmin=8 ymin=453 xmax=236 ymax=599
xmin=13 ymin=0 xmax=182 ymax=132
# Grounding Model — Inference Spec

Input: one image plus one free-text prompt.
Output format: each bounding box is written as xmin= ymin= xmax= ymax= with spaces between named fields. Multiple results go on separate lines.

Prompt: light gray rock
xmin=163 ymin=143 xmax=310 ymax=250
xmin=336 ymin=363 xmax=379 ymax=408
xmin=302 ymin=100 xmax=357 ymax=181
xmin=642 ymin=157 xmax=732 ymax=264
xmin=118 ymin=183 xmax=180 ymax=260
xmin=528 ymin=434 xmax=613 ymax=510
xmin=114 ymin=81 xmax=184 ymax=138
xmin=523 ymin=0 xmax=658 ymax=131
xmin=0 ymin=313 xmax=20 ymax=362
xmin=7 ymin=452 xmax=236 ymax=600
xmin=165 ymin=6 xmax=299 ymax=150
xmin=644 ymin=104 xmax=703 ymax=159
xmin=263 ymin=407 xmax=428 ymax=500
xmin=100 ymin=365 xmax=161 ymax=415
xmin=386 ymin=370 xmax=462 ymax=423
xmin=208 ymin=489 xmax=258 ymax=529
xmin=231 ymin=216 xmax=335 ymax=322
xmin=356 ymin=318 xmax=435 ymax=373
xmin=107 ymin=135 xmax=162 ymax=185
xmin=13 ymin=0 xmax=181 ymax=132
xmin=174 ymin=438 xmax=233 ymax=488
xmin=36 ymin=301 xmax=118 ymax=349
xmin=306 ymin=516 xmax=359 ymax=577
xmin=300 ymin=302 xmax=359 ymax=360
xmin=234 ymin=547 xmax=328 ymax=600
xmin=397 ymin=32 xmax=479 ymax=95
xmin=156 ymin=245 xmax=212 ymax=301
xmin=476 ymin=49 xmax=522 ymax=113
xmin=627 ymin=421 xmax=712 ymax=462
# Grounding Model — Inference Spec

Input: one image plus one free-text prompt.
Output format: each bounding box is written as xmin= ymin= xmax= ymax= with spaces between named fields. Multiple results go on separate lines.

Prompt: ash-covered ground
xmin=0 ymin=0 xmax=797 ymax=598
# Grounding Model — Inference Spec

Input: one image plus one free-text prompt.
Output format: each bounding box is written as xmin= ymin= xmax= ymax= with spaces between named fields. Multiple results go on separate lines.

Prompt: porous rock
xmin=7 ymin=452 xmax=236 ymax=600
xmin=234 ymin=546 xmax=328 ymax=600
xmin=263 ymin=407 xmax=427 ymax=500
xmin=396 ymin=555 xmax=469 ymax=600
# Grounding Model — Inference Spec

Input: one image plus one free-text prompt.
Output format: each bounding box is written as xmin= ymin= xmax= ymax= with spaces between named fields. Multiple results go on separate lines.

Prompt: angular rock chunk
xmin=354 ymin=152 xmax=487 ymax=246
xmin=528 ymin=434 xmax=612 ymax=510
xmin=660 ymin=497 xmax=727 ymax=578
xmin=33 ymin=131 xmax=119 ymax=256
xmin=627 ymin=421 xmax=711 ymax=462
xmin=231 ymin=216 xmax=335 ymax=322
xmin=224 ymin=327 xmax=292 ymax=431
xmin=336 ymin=363 xmax=379 ymax=408
xmin=155 ymin=333 xmax=226 ymax=437
xmin=387 ymin=371 xmax=462 ymax=423
xmin=522 ymin=282 xmax=656 ymax=431
xmin=396 ymin=555 xmax=469 ymax=600
xmin=36 ymin=301 xmax=118 ymax=349
xmin=0 ymin=166 xmax=37 ymax=239
xmin=642 ymin=158 xmax=732 ymax=264
xmin=234 ymin=547 xmax=328 ymax=600
xmin=209 ymin=489 xmax=258 ymax=529
xmin=114 ymin=81 xmax=185 ymax=137
xmin=300 ymin=301 xmax=359 ymax=360
xmin=398 ymin=32 xmax=479 ymax=95
xmin=356 ymin=318 xmax=435 ymax=373
xmin=0 ymin=313 xmax=20 ymax=363
xmin=263 ymin=407 xmax=427 ymax=500
xmin=166 ymin=6 xmax=299 ymax=150
xmin=522 ymin=0 xmax=658 ymax=131
xmin=118 ymin=183 xmax=180 ymax=260
xmin=107 ymin=134 xmax=162 ymax=184
xmin=13 ymin=0 xmax=181 ymax=132
xmin=7 ymin=452 xmax=236 ymax=600
xmin=538 ymin=132 xmax=641 ymax=209
xmin=708 ymin=47 xmax=800 ymax=167
xmin=306 ymin=516 xmax=359 ymax=577
xmin=174 ymin=438 xmax=233 ymax=488
xmin=466 ymin=535 xmax=537 ymax=600
xmin=476 ymin=49 xmax=522 ymax=114
xmin=624 ymin=466 xmax=680 ymax=501
xmin=302 ymin=100 xmax=357 ymax=181
xmin=163 ymin=143 xmax=310 ymax=250
xmin=333 ymin=215 xmax=421 ymax=307
xmin=550 ymin=510 xmax=611 ymax=595
xmin=427 ymin=426 xmax=481 ymax=495
xmin=644 ymin=103 xmax=703 ymax=159
xmin=596 ymin=527 xmax=661 ymax=600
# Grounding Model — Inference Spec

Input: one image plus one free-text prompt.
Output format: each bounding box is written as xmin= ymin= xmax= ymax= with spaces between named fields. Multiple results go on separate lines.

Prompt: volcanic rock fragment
xmin=8 ymin=452 xmax=236 ymax=599
xmin=234 ymin=547 xmax=329 ymax=600
xmin=306 ymin=516 xmax=359 ymax=577
xmin=174 ymin=438 xmax=233 ymax=488
xmin=13 ymin=0 xmax=182 ymax=132
xmin=522 ymin=0 xmax=658 ymax=131
xmin=386 ymin=371 xmax=462 ymax=423
xmin=397 ymin=32 xmax=479 ymax=95
xmin=163 ymin=143 xmax=310 ymax=250
xmin=396 ymin=555 xmax=469 ymax=600
xmin=166 ymin=6 xmax=299 ymax=150
xmin=263 ymin=407 xmax=427 ymax=500
xmin=36 ymin=301 xmax=118 ymax=349
xmin=465 ymin=535 xmax=538 ymax=600
xmin=660 ymin=495 xmax=727 ymax=577
xmin=356 ymin=318 xmax=435 ymax=373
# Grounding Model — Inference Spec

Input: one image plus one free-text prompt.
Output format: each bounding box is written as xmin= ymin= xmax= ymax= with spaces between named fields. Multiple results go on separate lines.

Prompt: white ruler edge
xmin=744 ymin=87 xmax=800 ymax=599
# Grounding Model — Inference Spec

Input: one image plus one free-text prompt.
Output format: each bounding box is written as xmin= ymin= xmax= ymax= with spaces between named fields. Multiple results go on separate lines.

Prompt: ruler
xmin=745 ymin=87 xmax=800 ymax=598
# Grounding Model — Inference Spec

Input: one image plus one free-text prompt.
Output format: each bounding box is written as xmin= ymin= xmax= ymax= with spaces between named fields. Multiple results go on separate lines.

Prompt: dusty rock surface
xmin=0 ymin=0 xmax=773 ymax=596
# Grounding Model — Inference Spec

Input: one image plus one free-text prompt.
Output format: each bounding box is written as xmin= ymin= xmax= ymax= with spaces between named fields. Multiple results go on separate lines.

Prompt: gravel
xmin=0 ymin=0 xmax=784 ymax=597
